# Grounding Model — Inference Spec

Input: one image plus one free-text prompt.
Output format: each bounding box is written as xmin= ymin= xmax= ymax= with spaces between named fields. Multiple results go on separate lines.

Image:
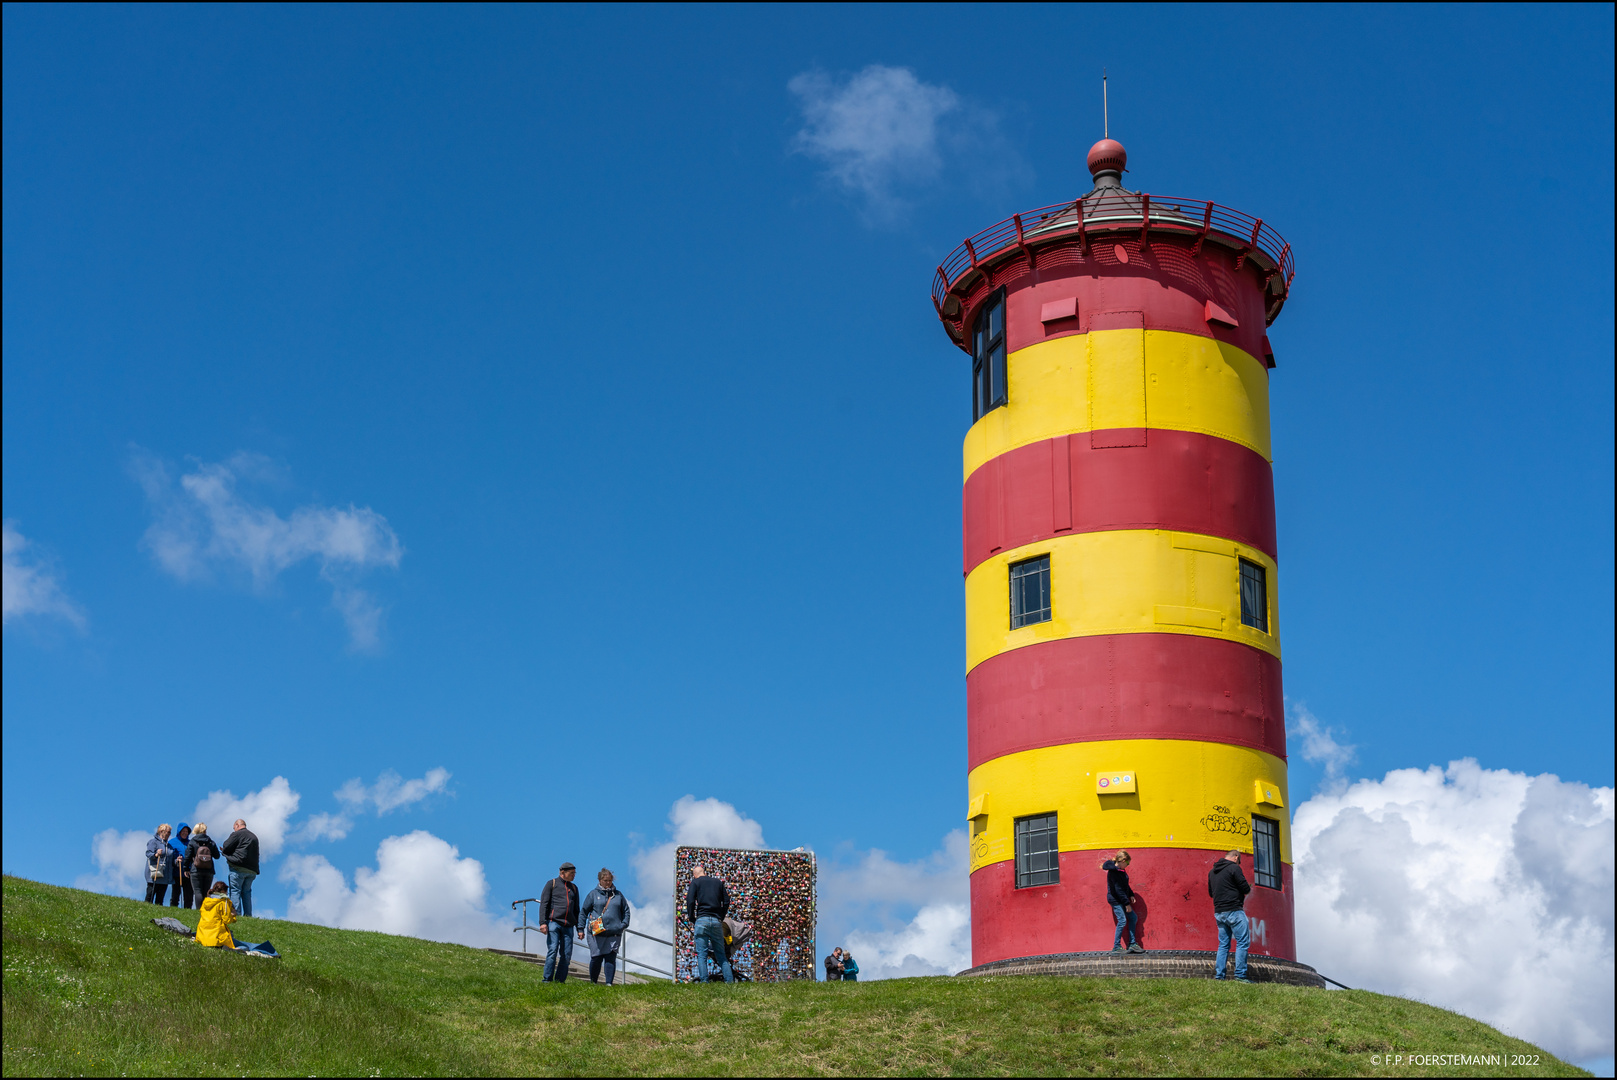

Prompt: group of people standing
xmin=1099 ymin=847 xmax=1256 ymax=981
xmin=144 ymin=819 xmax=261 ymax=919
xmin=821 ymin=947 xmax=859 ymax=982
xmin=536 ymin=862 xmax=632 ymax=986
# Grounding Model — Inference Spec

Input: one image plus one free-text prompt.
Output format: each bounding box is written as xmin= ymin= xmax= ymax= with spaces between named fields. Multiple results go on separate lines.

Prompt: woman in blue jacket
xmin=840 ymin=952 xmax=860 ymax=981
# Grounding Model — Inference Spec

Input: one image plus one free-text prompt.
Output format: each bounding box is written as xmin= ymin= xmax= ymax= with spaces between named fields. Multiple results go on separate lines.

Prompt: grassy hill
xmin=1 ymin=875 xmax=1586 ymax=1077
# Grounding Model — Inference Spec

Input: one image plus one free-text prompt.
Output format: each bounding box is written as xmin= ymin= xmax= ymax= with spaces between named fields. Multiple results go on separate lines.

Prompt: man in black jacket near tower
xmin=684 ymin=863 xmax=733 ymax=983
xmin=1207 ymin=850 xmax=1252 ymax=982
xmin=539 ymin=863 xmax=582 ymax=982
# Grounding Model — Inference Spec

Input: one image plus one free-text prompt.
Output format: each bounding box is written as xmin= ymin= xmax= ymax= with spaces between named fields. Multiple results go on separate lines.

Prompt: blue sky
xmin=4 ymin=3 xmax=1612 ymax=1062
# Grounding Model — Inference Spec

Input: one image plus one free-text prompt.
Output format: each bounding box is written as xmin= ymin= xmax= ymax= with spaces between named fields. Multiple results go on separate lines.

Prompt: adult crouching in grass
xmin=196 ymin=881 xmax=238 ymax=949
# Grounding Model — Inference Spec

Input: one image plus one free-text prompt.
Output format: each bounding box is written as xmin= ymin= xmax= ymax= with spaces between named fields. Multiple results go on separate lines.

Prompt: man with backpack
xmin=538 ymin=862 xmax=582 ymax=983
xmin=1208 ymin=849 xmax=1253 ymax=982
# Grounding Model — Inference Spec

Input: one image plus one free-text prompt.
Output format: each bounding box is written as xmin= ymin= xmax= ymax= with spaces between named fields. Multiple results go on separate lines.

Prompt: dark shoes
xmin=1127 ymin=943 xmax=1144 ymax=953
xmin=1111 ymin=944 xmax=1126 ymax=953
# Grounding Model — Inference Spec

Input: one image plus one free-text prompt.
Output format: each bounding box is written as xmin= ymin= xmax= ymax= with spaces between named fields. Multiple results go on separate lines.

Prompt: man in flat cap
xmin=539 ymin=862 xmax=582 ymax=982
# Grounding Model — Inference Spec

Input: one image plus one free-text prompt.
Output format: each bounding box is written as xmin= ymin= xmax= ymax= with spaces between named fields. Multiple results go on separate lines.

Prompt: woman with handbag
xmin=144 ymin=825 xmax=174 ymax=904
xmin=580 ymin=868 xmax=631 ymax=986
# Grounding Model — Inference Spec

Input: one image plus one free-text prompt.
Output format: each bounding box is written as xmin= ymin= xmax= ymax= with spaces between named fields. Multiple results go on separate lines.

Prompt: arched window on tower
xmin=972 ymin=288 xmax=1008 ymax=422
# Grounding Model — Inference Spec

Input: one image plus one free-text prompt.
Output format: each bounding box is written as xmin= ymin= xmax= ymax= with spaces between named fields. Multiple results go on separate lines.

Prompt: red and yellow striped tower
xmin=935 ymin=138 xmax=1299 ymax=966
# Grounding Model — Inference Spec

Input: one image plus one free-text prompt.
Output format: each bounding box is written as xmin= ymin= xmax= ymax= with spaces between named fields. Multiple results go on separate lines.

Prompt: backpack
xmin=194 ymin=845 xmax=214 ymax=871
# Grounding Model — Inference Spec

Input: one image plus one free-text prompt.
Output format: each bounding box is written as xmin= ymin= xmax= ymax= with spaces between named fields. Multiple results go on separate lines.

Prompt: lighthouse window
xmin=1014 ymin=813 xmax=1060 ymax=887
xmin=1010 ymin=554 xmax=1052 ymax=629
xmin=972 ymin=288 xmax=1008 ymax=422
xmin=1239 ymin=559 xmax=1268 ymax=632
xmin=1252 ymin=815 xmax=1282 ymax=889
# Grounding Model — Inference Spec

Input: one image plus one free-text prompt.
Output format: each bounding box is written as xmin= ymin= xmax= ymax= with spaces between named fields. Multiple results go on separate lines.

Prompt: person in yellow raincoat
xmin=196 ymin=881 xmax=237 ymax=948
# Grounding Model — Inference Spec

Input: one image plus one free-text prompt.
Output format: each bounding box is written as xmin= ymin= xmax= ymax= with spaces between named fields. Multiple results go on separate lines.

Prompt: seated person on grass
xmin=195 ymin=880 xmax=279 ymax=956
xmin=196 ymin=881 xmax=238 ymax=948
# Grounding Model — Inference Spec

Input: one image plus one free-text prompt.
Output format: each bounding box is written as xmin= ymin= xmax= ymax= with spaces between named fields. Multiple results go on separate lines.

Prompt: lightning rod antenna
xmin=1103 ymin=69 xmax=1109 ymax=138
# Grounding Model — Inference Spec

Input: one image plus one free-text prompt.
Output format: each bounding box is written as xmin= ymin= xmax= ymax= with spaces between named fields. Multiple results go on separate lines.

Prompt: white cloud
xmin=295 ymin=767 xmax=452 ymax=843
xmin=191 ymin=776 xmax=301 ymax=859
xmin=338 ymin=767 xmax=452 ymax=814
xmin=133 ymin=451 xmax=402 ymax=649
xmin=827 ymin=831 xmax=972 ymax=979
xmin=76 ymin=828 xmax=155 ymax=898
xmin=628 ymin=795 xmax=769 ymax=952
xmin=296 ymin=812 xmax=353 ymax=843
xmin=1294 ymin=759 xmax=1614 ymax=1062
xmin=280 ymin=830 xmax=511 ymax=948
xmin=1288 ymin=702 xmax=1357 ymax=784
xmin=788 ymin=64 xmax=1029 ymax=223
xmin=2 ymin=521 xmax=86 ymax=630
xmin=789 ymin=65 xmax=958 ymax=216
xmin=844 ymin=902 xmax=971 ymax=980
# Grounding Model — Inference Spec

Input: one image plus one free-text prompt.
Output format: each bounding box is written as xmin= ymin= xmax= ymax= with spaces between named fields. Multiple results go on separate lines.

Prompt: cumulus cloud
xmin=2 ymin=521 xmax=86 ymax=630
xmin=826 ymin=830 xmax=971 ymax=979
xmin=338 ymin=767 xmax=452 ymax=814
xmin=77 ymin=828 xmax=156 ymax=897
xmin=280 ymin=830 xmax=511 ymax=947
xmin=132 ymin=451 xmax=402 ymax=649
xmin=1288 ymin=702 xmax=1357 ymax=785
xmin=1294 ymin=759 xmax=1614 ymax=1062
xmin=191 ymin=776 xmax=301 ymax=858
xmin=295 ymin=767 xmax=453 ymax=842
xmin=628 ymin=795 xmax=770 ymax=952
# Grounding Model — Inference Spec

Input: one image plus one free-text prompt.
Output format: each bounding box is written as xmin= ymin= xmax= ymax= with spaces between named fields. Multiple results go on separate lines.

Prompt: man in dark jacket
xmin=539 ymin=863 xmax=582 ymax=982
xmin=683 ymin=864 xmax=733 ymax=983
xmin=823 ymin=947 xmax=844 ymax=981
xmin=1101 ymin=852 xmax=1143 ymax=953
xmin=1207 ymin=850 xmax=1252 ymax=982
xmin=221 ymin=819 xmax=261 ymax=917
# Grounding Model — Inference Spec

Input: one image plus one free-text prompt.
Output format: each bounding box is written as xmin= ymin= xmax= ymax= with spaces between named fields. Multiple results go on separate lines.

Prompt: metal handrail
xmin=931 ymin=193 xmax=1294 ymax=341
xmin=510 ymin=897 xmax=675 ymax=980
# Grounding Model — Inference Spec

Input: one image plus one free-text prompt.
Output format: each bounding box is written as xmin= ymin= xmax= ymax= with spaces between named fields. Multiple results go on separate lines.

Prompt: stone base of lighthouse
xmin=958 ymin=949 xmax=1326 ymax=988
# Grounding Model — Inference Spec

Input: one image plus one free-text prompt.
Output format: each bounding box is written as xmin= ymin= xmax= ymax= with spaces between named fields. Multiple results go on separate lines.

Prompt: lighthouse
xmin=936 ymin=137 xmax=1299 ymax=968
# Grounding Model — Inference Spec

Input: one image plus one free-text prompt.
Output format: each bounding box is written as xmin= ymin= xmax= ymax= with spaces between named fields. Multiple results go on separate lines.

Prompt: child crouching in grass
xmin=1101 ymin=850 xmax=1143 ymax=953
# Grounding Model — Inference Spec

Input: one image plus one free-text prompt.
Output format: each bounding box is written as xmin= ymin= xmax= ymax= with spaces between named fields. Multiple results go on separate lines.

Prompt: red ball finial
xmin=1087 ymin=138 xmax=1127 ymax=177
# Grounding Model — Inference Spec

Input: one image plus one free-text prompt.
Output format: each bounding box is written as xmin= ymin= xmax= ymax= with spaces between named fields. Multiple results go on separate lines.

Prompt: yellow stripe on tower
xmin=965 ymin=739 xmax=1292 ymax=873
xmin=962 ymin=329 xmax=1272 ymax=482
xmin=964 ymin=530 xmax=1279 ymax=673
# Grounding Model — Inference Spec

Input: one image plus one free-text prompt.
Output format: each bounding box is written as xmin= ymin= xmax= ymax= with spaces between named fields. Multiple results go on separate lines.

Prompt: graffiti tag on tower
xmin=1200 ymin=804 xmax=1251 ymax=837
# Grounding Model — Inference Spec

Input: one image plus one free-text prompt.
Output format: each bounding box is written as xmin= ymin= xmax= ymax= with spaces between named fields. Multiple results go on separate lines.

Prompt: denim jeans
xmin=1111 ymin=903 xmax=1139 ymax=949
xmin=1214 ymin=910 xmax=1250 ymax=979
xmin=228 ymin=868 xmax=258 ymax=918
xmin=693 ymin=916 xmax=734 ymax=983
xmin=544 ymin=925 xmax=576 ymax=982
xmin=590 ymin=951 xmax=617 ymax=985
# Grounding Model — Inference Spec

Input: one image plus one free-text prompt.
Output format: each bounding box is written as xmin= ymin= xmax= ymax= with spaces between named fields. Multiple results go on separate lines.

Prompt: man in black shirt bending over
xmin=684 ymin=864 xmax=733 ymax=983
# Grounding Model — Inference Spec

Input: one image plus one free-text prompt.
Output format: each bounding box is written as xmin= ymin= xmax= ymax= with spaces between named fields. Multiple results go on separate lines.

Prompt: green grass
xmin=2 ymin=875 xmax=1587 ymax=1077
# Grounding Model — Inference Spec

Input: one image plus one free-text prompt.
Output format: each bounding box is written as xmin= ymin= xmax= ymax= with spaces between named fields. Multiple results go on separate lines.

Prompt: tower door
xmin=1087 ymin=311 xmax=1146 ymax=448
